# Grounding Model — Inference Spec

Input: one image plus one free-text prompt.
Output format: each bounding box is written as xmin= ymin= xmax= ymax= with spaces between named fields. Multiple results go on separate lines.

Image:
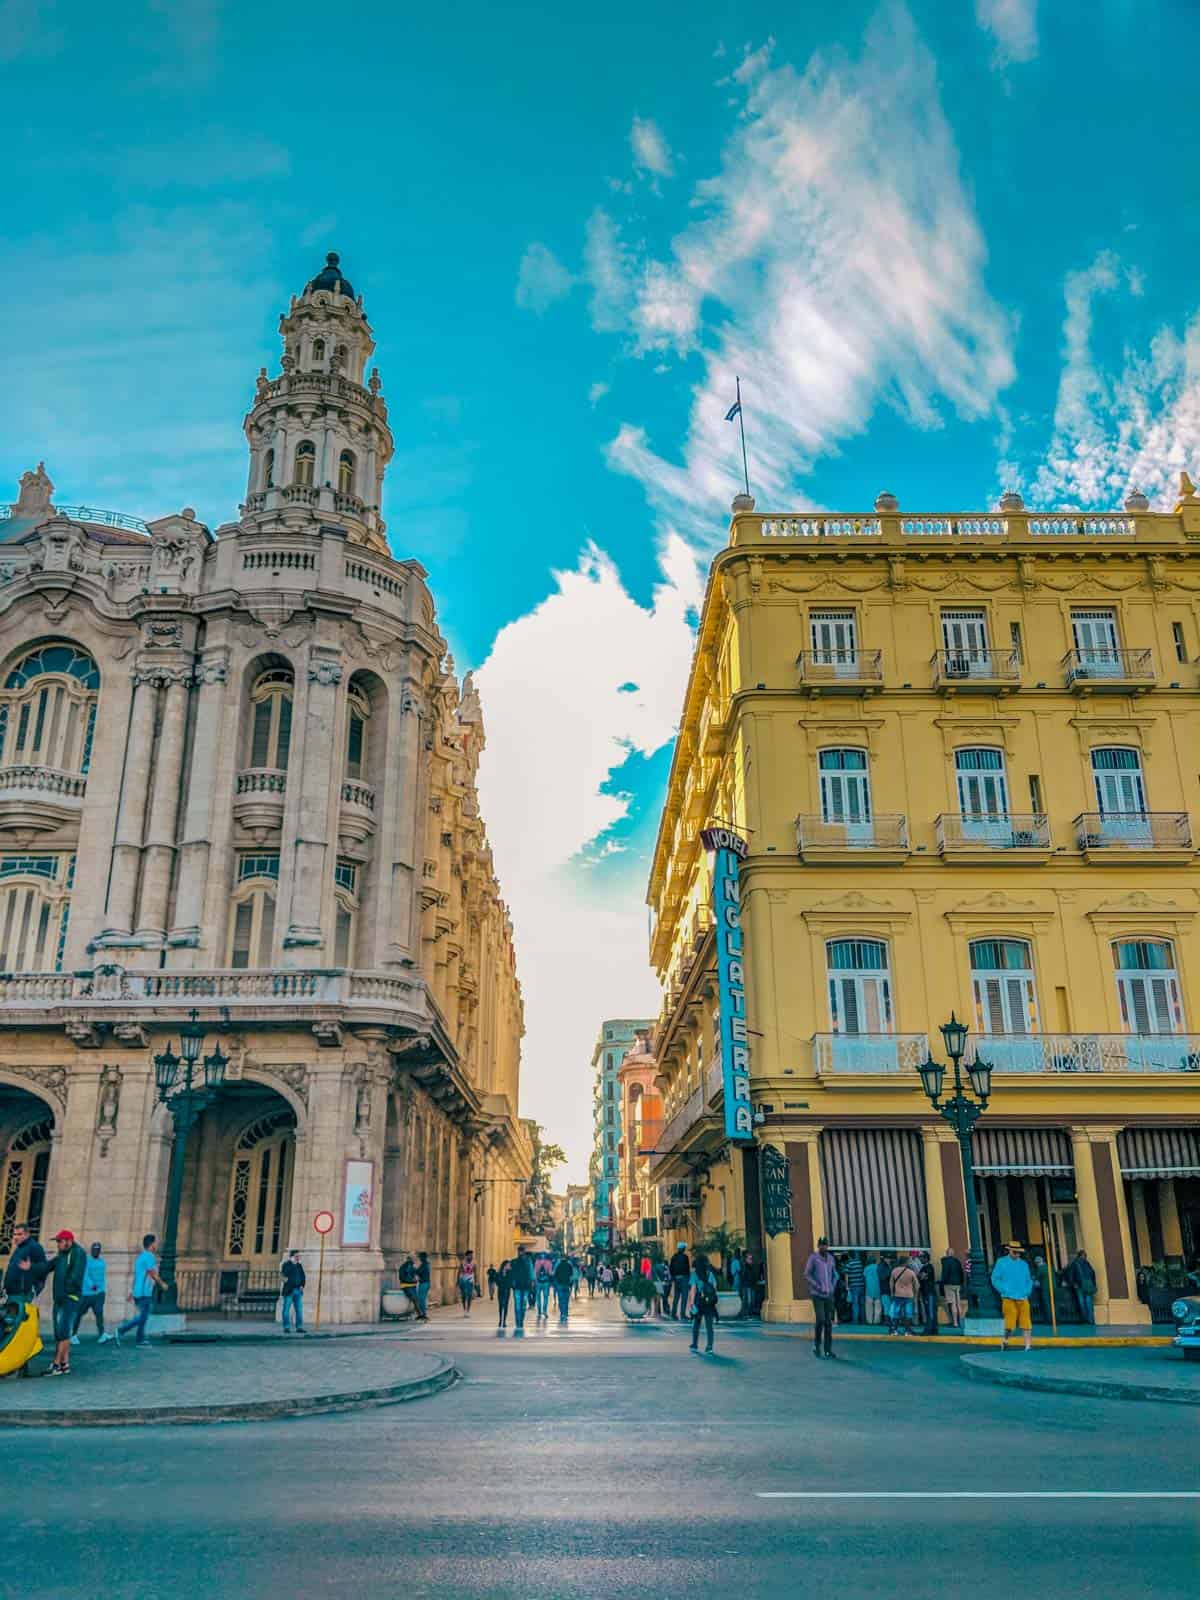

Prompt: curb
xmin=759 ymin=1328 xmax=1172 ymax=1348
xmin=961 ymin=1354 xmax=1200 ymax=1406
xmin=0 ymin=1353 xmax=459 ymax=1428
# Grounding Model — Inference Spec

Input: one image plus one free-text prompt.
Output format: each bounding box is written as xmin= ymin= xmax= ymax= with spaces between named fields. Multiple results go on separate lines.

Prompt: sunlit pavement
xmin=6 ymin=1294 xmax=1195 ymax=1599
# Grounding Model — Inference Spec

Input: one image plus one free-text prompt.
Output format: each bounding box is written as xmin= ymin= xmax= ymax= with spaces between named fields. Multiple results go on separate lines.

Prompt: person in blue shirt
xmin=991 ymin=1241 xmax=1034 ymax=1351
xmin=115 ymin=1233 xmax=165 ymax=1348
xmin=72 ymin=1242 xmax=111 ymax=1345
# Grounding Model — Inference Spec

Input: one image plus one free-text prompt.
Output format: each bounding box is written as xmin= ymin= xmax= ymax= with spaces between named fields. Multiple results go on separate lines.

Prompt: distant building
xmin=615 ymin=1032 xmax=663 ymax=1245
xmin=564 ymin=1183 xmax=591 ymax=1254
xmin=590 ymin=1017 xmax=652 ymax=1243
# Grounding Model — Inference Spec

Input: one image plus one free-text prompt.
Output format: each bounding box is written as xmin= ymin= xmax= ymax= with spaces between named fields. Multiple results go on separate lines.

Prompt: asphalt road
xmin=5 ymin=1297 xmax=1196 ymax=1599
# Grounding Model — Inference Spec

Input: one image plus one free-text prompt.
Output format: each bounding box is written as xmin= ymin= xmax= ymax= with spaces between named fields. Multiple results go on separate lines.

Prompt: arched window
xmin=819 ymin=749 xmax=871 ymax=826
xmin=1091 ymin=747 xmax=1147 ymax=817
xmin=0 ymin=1117 xmax=53 ymax=1250
xmin=226 ymin=1108 xmax=296 ymax=1261
xmin=262 ymin=448 xmax=275 ymax=490
xmin=345 ymin=684 xmax=370 ymax=780
xmin=1 ymin=643 xmax=100 ymax=777
xmin=337 ymin=450 xmax=356 ymax=497
xmin=971 ymin=939 xmax=1038 ymax=1035
xmin=228 ymin=872 xmax=276 ymax=969
xmin=0 ymin=853 xmax=74 ymax=973
xmin=333 ymin=856 xmax=359 ymax=967
xmin=247 ymin=668 xmax=293 ymax=772
xmin=294 ymin=440 xmax=316 ymax=487
xmin=311 ymin=338 xmax=326 ymax=365
xmin=1113 ymin=941 xmax=1182 ymax=1035
xmin=826 ymin=939 xmax=892 ymax=1034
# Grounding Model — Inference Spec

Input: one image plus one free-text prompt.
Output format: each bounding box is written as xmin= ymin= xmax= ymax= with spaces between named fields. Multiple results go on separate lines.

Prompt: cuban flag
xmin=724 ymin=398 xmax=741 ymax=422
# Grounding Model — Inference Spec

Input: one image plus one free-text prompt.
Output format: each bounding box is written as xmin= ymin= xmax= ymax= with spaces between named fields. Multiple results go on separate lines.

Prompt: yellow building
xmin=648 ymin=484 xmax=1200 ymax=1325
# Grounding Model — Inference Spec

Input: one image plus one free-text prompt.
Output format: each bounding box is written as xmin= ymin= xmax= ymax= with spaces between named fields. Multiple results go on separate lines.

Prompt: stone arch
xmin=0 ymin=1077 xmax=57 ymax=1249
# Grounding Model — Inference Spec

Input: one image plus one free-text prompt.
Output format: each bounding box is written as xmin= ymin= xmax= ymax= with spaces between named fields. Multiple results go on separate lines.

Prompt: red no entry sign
xmin=313 ymin=1210 xmax=335 ymax=1235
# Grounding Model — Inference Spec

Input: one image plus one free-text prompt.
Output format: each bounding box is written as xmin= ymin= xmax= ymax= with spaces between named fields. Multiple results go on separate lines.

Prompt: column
xmin=1069 ymin=1126 xmax=1146 ymax=1325
xmin=135 ymin=673 xmax=191 ymax=941
xmin=1160 ymin=1179 xmax=1184 ymax=1257
xmin=284 ymin=652 xmax=341 ymax=958
xmin=1131 ymin=1184 xmax=1152 ymax=1266
xmin=103 ymin=672 xmax=159 ymax=937
xmin=920 ymin=1126 xmax=950 ymax=1262
xmin=170 ymin=653 xmax=227 ymax=951
xmin=321 ymin=424 xmax=335 ymax=488
xmin=764 ymin=1130 xmax=821 ymax=1323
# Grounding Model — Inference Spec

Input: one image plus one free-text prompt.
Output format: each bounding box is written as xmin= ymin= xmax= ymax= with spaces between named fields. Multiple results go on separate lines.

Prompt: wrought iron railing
xmin=931 ymin=648 xmax=1020 ymax=687
xmin=936 ymin=813 xmax=1050 ymax=852
xmin=1074 ymin=812 xmax=1192 ymax=851
xmin=173 ymin=1265 xmax=281 ymax=1315
xmin=966 ymin=1034 xmax=1200 ymax=1074
xmin=1062 ymin=647 xmax=1154 ymax=686
xmin=796 ymin=814 xmax=908 ymax=852
xmin=812 ymin=1033 xmax=930 ymax=1075
xmin=0 ymin=504 xmax=149 ymax=533
xmin=796 ymin=649 xmax=883 ymax=686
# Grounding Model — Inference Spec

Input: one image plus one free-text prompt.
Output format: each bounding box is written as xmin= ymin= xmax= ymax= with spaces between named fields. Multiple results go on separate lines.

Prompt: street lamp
xmin=915 ymin=1012 xmax=1000 ymax=1324
xmin=153 ymin=1009 xmax=228 ymax=1318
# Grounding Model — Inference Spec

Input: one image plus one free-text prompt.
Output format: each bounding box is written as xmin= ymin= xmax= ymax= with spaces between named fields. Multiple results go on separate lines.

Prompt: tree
xmin=519 ymin=1122 xmax=567 ymax=1236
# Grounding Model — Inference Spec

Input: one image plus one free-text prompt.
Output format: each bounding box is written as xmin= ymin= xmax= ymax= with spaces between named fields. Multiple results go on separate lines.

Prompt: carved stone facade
xmin=0 ymin=255 xmax=530 ymax=1321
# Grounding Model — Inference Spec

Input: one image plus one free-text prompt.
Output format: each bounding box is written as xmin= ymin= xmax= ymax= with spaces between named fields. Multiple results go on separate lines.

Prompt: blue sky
xmin=5 ymin=0 xmax=1199 ymax=1179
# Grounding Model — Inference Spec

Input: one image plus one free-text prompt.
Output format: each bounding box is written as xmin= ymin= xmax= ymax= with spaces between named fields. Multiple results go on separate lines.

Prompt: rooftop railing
xmin=733 ymin=505 xmax=1175 ymax=547
xmin=0 ymin=504 xmax=149 ymax=533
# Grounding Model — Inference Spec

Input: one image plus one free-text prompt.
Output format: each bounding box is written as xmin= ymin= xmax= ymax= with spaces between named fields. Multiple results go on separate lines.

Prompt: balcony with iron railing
xmin=795 ymin=814 xmax=909 ymax=862
xmin=1062 ymin=647 xmax=1155 ymax=691
xmin=796 ymin=649 xmax=884 ymax=693
xmin=935 ymin=812 xmax=1051 ymax=861
xmin=812 ymin=1033 xmax=930 ymax=1075
xmin=966 ymin=1034 xmax=1200 ymax=1075
xmin=1074 ymin=811 xmax=1192 ymax=860
xmin=931 ymin=648 xmax=1020 ymax=691
xmin=650 ymin=1055 xmax=724 ymax=1171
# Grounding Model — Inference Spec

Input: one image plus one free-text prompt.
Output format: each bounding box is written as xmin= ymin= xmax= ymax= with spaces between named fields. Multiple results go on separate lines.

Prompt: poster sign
xmin=340 ymin=1159 xmax=374 ymax=1248
xmin=760 ymin=1144 xmax=794 ymax=1237
xmin=700 ymin=826 xmax=754 ymax=1142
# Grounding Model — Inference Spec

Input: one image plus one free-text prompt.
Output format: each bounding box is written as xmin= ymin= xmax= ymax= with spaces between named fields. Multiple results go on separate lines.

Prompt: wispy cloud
xmin=1030 ymin=252 xmax=1200 ymax=508
xmin=975 ymin=0 xmax=1038 ymax=65
xmin=597 ymin=5 xmax=1015 ymax=542
xmin=515 ymin=242 xmax=575 ymax=314
xmin=583 ymin=208 xmax=636 ymax=333
xmin=588 ymin=381 xmax=610 ymax=407
xmin=631 ymin=114 xmax=675 ymax=181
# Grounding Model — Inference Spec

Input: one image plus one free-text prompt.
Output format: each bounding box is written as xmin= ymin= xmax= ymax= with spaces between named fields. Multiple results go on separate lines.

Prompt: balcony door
xmin=1114 ymin=941 xmax=1183 ymax=1039
xmin=811 ymin=611 xmax=858 ymax=676
xmin=1072 ymin=610 xmax=1121 ymax=677
xmin=1091 ymin=747 xmax=1149 ymax=843
xmin=955 ymin=747 xmax=1009 ymax=842
xmin=826 ymin=939 xmax=894 ymax=1070
xmin=819 ymin=749 xmax=872 ymax=843
xmin=941 ymin=609 xmax=989 ymax=676
xmin=971 ymin=939 xmax=1040 ymax=1070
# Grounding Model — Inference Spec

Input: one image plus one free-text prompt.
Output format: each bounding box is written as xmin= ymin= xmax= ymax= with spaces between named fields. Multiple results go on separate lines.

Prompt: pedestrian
xmin=486 ymin=1264 xmax=498 ymax=1301
xmin=864 ymin=1255 xmax=882 ymax=1324
xmin=654 ymin=1258 xmax=671 ymax=1318
xmin=877 ymin=1252 xmax=894 ymax=1329
xmin=496 ymin=1260 xmax=513 ymax=1328
xmin=553 ymin=1254 xmax=573 ymax=1322
xmin=586 ymin=1261 xmax=597 ymax=1298
xmin=668 ymin=1242 xmax=691 ymax=1320
xmin=534 ymin=1253 xmax=553 ymax=1319
xmin=28 ymin=1230 xmax=85 ymax=1375
xmin=739 ymin=1250 xmax=756 ymax=1316
xmin=991 ymin=1240 xmax=1035 ymax=1352
xmin=1029 ymin=1254 xmax=1048 ymax=1323
xmin=4 ymin=1222 xmax=46 ymax=1300
xmin=73 ymin=1242 xmax=111 ymax=1345
xmin=114 ymin=1233 xmax=165 ymax=1349
xmin=939 ymin=1247 xmax=965 ymax=1328
xmin=572 ymin=1259 xmax=582 ymax=1300
xmin=280 ymin=1249 xmax=306 ymax=1334
xmin=688 ymin=1251 xmax=719 ymax=1355
xmin=600 ymin=1263 xmax=613 ymax=1297
xmin=1064 ymin=1249 xmax=1097 ymax=1323
xmin=414 ymin=1251 xmax=431 ymax=1320
xmin=804 ymin=1236 xmax=839 ymax=1359
xmin=458 ymin=1250 xmax=477 ymax=1314
xmin=509 ymin=1245 xmax=534 ymax=1330
xmin=730 ymin=1248 xmax=743 ymax=1305
xmin=888 ymin=1255 xmax=919 ymax=1336
xmin=845 ymin=1251 xmax=866 ymax=1324
xmin=917 ymin=1253 xmax=939 ymax=1335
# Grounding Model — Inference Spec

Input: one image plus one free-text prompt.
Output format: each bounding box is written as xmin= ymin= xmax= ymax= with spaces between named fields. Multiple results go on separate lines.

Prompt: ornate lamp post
xmin=915 ymin=1013 xmax=1000 ymax=1323
xmin=153 ymin=1010 xmax=228 ymax=1318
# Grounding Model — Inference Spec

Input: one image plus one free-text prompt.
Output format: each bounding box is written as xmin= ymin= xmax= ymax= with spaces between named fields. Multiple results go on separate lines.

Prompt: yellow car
xmin=0 ymin=1298 xmax=43 ymax=1377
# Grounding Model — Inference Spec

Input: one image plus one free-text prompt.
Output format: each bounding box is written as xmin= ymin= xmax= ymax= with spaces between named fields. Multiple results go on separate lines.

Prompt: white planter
xmin=716 ymin=1291 xmax=742 ymax=1320
xmin=619 ymin=1294 xmax=650 ymax=1321
xmin=381 ymin=1288 xmax=414 ymax=1320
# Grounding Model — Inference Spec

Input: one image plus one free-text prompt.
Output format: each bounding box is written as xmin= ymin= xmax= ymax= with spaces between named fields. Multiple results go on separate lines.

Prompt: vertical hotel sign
xmin=700 ymin=827 xmax=754 ymax=1142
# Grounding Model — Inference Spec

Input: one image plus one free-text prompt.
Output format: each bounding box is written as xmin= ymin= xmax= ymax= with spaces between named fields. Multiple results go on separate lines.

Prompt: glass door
xmin=942 ymin=610 xmax=990 ymax=677
xmin=1072 ymin=610 xmax=1121 ymax=677
xmin=826 ymin=939 xmax=895 ymax=1070
xmin=1091 ymin=748 xmax=1149 ymax=843
xmin=811 ymin=611 xmax=858 ymax=677
xmin=819 ymin=749 xmax=872 ymax=844
xmin=955 ymin=748 xmax=1010 ymax=842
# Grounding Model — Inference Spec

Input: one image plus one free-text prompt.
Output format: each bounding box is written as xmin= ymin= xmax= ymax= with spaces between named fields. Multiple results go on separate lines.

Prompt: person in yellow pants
xmin=991 ymin=1240 xmax=1035 ymax=1351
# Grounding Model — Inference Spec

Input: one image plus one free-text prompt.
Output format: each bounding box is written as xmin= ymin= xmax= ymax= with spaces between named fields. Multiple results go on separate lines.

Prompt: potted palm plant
xmin=699 ymin=1224 xmax=746 ymax=1319
xmin=617 ymin=1270 xmax=656 ymax=1321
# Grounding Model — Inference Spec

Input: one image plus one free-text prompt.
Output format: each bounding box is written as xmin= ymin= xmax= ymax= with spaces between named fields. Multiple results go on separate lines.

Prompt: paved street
xmin=3 ymin=1296 xmax=1195 ymax=1599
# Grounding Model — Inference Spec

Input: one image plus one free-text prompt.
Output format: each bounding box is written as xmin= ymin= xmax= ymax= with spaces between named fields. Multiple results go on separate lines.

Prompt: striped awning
xmin=1117 ymin=1127 xmax=1200 ymax=1178
xmin=971 ymin=1127 xmax=1072 ymax=1176
xmin=819 ymin=1129 xmax=929 ymax=1251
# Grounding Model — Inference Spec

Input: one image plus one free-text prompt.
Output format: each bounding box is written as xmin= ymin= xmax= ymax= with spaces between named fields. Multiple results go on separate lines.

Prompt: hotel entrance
xmin=971 ymin=1127 xmax=1083 ymax=1321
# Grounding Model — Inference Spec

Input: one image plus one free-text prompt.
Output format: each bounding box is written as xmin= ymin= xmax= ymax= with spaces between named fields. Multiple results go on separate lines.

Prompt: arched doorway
xmin=0 ymin=1088 xmax=54 ymax=1250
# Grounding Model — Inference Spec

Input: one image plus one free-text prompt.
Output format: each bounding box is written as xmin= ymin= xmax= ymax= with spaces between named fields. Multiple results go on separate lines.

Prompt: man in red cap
xmin=24 ymin=1230 xmax=87 ymax=1375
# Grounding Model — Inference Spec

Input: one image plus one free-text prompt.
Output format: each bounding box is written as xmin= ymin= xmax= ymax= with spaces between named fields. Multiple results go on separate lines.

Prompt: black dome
xmin=305 ymin=251 xmax=355 ymax=299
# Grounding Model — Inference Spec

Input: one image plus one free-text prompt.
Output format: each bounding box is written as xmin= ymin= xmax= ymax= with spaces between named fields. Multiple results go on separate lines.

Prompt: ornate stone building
xmin=0 ymin=253 xmax=530 ymax=1321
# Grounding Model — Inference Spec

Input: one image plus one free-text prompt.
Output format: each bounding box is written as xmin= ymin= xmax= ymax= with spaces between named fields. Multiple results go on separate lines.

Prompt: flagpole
xmin=736 ymin=376 xmax=750 ymax=497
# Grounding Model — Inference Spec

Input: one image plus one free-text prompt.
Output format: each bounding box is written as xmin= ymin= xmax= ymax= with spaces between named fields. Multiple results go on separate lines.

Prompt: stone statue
xmin=96 ymin=1064 xmax=122 ymax=1156
xmin=12 ymin=462 xmax=55 ymax=521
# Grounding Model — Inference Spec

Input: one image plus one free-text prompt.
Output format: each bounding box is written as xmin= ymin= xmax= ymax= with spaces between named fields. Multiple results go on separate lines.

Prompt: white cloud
xmin=600 ymin=7 xmax=1015 ymax=543
xmin=588 ymin=381 xmax=609 ymax=406
xmin=1031 ymin=253 xmax=1200 ymax=509
xmin=975 ymin=0 xmax=1038 ymax=65
xmin=514 ymin=242 xmax=575 ymax=314
xmin=631 ymin=115 xmax=675 ymax=180
xmin=583 ymin=208 xmax=635 ymax=333
xmin=475 ymin=537 xmax=702 ymax=1180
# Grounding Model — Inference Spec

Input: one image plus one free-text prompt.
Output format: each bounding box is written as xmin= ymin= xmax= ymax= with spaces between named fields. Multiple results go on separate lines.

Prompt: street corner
xmin=961 ymin=1345 xmax=1200 ymax=1406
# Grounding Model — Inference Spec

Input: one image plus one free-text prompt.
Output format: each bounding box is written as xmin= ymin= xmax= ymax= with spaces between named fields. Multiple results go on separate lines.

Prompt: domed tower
xmin=241 ymin=252 xmax=393 ymax=554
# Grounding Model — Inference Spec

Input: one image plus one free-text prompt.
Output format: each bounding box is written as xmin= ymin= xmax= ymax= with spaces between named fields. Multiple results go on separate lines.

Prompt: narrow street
xmin=6 ymin=1298 xmax=1195 ymax=1599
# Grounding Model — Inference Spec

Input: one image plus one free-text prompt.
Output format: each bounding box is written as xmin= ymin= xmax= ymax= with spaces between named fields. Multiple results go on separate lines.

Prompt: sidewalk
xmin=0 ymin=1332 xmax=457 ymax=1426
xmin=963 ymin=1345 xmax=1200 ymax=1405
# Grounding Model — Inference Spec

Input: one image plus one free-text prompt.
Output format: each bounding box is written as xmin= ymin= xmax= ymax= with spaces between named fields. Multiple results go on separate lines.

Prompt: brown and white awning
xmin=971 ymin=1127 xmax=1073 ymax=1176
xmin=1117 ymin=1127 xmax=1200 ymax=1179
xmin=819 ymin=1129 xmax=929 ymax=1252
